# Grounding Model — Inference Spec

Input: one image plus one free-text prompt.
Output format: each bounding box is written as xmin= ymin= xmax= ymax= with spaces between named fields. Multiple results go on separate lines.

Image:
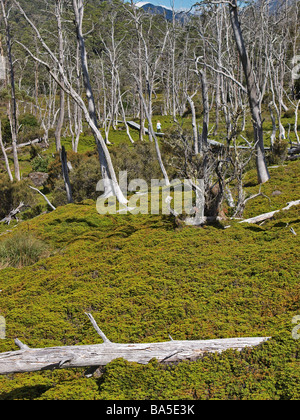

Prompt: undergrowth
xmin=0 ymin=232 xmax=50 ymax=268
xmin=0 ymin=160 xmax=299 ymax=399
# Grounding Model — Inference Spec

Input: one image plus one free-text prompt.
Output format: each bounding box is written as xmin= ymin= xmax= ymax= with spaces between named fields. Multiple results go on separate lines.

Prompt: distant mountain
xmin=136 ymin=2 xmax=191 ymax=22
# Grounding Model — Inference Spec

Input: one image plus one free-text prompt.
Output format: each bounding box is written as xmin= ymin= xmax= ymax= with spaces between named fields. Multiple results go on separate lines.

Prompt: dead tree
xmin=0 ymin=119 xmax=13 ymax=182
xmin=0 ymin=312 xmax=270 ymax=375
xmin=54 ymin=0 xmax=65 ymax=152
xmin=72 ymin=0 xmax=127 ymax=203
xmin=239 ymin=199 xmax=300 ymax=225
xmin=1 ymin=202 xmax=24 ymax=224
xmin=0 ymin=0 xmax=20 ymax=181
xmin=228 ymin=0 xmax=270 ymax=184
xmin=60 ymin=145 xmax=73 ymax=203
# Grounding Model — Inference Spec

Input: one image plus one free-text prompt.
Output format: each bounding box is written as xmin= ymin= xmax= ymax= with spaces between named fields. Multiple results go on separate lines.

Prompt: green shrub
xmin=110 ymin=141 xmax=164 ymax=184
xmin=0 ymin=175 xmax=37 ymax=220
xmin=18 ymin=114 xmax=44 ymax=143
xmin=269 ymin=138 xmax=289 ymax=164
xmin=48 ymin=151 xmax=101 ymax=206
xmin=31 ymin=156 xmax=50 ymax=173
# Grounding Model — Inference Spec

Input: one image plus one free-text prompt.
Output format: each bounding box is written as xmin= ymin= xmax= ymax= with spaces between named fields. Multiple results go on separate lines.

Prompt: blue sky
xmin=135 ymin=0 xmax=196 ymax=11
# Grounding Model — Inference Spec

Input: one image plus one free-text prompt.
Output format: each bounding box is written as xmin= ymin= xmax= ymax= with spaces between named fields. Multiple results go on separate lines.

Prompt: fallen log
xmin=0 ymin=313 xmax=270 ymax=375
xmin=4 ymin=138 xmax=41 ymax=152
xmin=288 ymin=145 xmax=300 ymax=155
xmin=29 ymin=186 xmax=56 ymax=211
xmin=0 ymin=202 xmax=25 ymax=225
xmin=239 ymin=199 xmax=300 ymax=224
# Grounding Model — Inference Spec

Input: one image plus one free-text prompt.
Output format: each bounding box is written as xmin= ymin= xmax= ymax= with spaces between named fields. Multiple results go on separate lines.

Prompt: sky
xmin=135 ymin=0 xmax=197 ymax=11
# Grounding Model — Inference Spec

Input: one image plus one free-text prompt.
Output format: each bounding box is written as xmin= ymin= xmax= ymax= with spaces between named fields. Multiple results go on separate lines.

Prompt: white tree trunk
xmin=186 ymin=94 xmax=198 ymax=154
xmin=1 ymin=0 xmax=20 ymax=181
xmin=0 ymin=120 xmax=13 ymax=182
xmin=229 ymin=1 xmax=270 ymax=184
xmin=0 ymin=314 xmax=270 ymax=375
xmin=54 ymin=0 xmax=65 ymax=152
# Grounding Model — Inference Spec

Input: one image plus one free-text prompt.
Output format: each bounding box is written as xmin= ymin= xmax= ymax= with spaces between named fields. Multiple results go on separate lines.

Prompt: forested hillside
xmin=0 ymin=0 xmax=299 ymax=400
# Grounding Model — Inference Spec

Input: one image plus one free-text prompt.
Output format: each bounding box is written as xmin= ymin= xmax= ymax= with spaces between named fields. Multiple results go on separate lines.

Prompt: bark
xmin=0 ymin=313 xmax=270 ymax=375
xmin=229 ymin=1 xmax=270 ymax=184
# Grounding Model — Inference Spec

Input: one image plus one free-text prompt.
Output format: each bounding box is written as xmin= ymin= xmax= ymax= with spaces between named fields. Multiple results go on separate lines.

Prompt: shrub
xmin=269 ymin=138 xmax=289 ymax=164
xmin=18 ymin=114 xmax=44 ymax=143
xmin=0 ymin=232 xmax=50 ymax=268
xmin=110 ymin=141 xmax=163 ymax=184
xmin=48 ymin=151 xmax=101 ymax=206
xmin=0 ymin=175 xmax=37 ymax=220
xmin=31 ymin=156 xmax=50 ymax=173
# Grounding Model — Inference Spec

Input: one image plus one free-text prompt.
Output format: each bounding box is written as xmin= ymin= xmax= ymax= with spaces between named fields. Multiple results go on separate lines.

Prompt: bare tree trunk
xmin=70 ymin=0 xmax=127 ymax=203
xmin=295 ymin=100 xmax=300 ymax=144
xmin=268 ymin=102 xmax=276 ymax=147
xmin=1 ymin=0 xmax=20 ymax=181
xmin=137 ymin=83 xmax=170 ymax=185
xmin=29 ymin=186 xmax=56 ymax=211
xmin=0 ymin=120 xmax=13 ymax=182
xmin=0 ymin=313 xmax=270 ymax=375
xmin=60 ymin=145 xmax=73 ymax=203
xmin=73 ymin=40 xmax=82 ymax=152
xmin=54 ymin=0 xmax=65 ymax=152
xmin=240 ymin=199 xmax=300 ymax=224
xmin=72 ymin=0 xmax=117 ymax=187
xmin=199 ymin=68 xmax=209 ymax=151
xmin=229 ymin=1 xmax=270 ymax=184
xmin=186 ymin=94 xmax=198 ymax=154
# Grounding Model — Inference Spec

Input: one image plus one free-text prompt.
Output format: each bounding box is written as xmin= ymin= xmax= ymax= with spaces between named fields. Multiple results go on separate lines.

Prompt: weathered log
xmin=29 ymin=186 xmax=56 ymax=211
xmin=0 ymin=202 xmax=24 ymax=225
xmin=0 ymin=336 xmax=270 ymax=376
xmin=4 ymin=138 xmax=41 ymax=152
xmin=0 ymin=314 xmax=270 ymax=375
xmin=288 ymin=146 xmax=300 ymax=155
xmin=239 ymin=199 xmax=300 ymax=224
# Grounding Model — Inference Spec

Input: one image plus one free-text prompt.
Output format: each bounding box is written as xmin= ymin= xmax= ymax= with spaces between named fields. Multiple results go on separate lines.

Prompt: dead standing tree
xmin=72 ymin=0 xmax=127 ymax=203
xmin=54 ymin=0 xmax=65 ymax=152
xmin=197 ymin=0 xmax=270 ymax=184
xmin=228 ymin=0 xmax=270 ymax=184
xmin=0 ymin=0 xmax=20 ymax=181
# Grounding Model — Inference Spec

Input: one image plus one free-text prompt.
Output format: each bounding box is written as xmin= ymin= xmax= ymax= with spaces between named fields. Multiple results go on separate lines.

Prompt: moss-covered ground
xmin=0 ymin=159 xmax=299 ymax=399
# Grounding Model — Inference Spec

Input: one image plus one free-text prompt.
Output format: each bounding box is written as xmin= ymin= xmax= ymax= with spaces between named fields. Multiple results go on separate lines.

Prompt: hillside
xmin=0 ymin=0 xmax=299 ymax=401
xmin=0 ymin=160 xmax=299 ymax=400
